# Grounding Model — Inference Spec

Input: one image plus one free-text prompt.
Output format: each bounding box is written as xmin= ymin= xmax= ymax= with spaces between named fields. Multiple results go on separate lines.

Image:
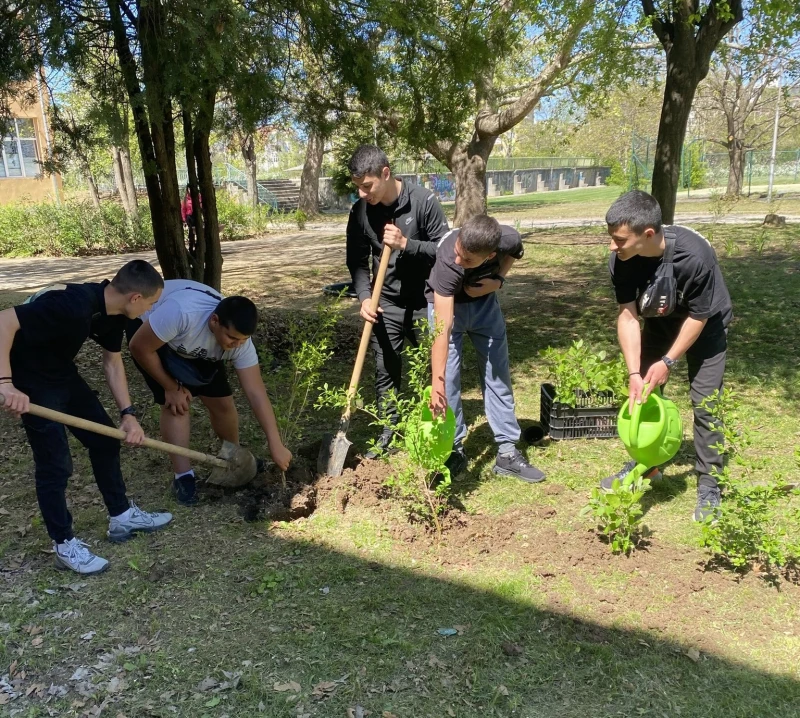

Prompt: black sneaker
xmin=172 ymin=473 xmax=198 ymax=506
xmin=693 ymin=485 xmax=721 ymax=522
xmin=493 ymin=449 xmax=545 ymax=484
xmin=600 ymin=460 xmax=662 ymax=492
xmin=445 ymin=448 xmax=468 ymax=478
xmin=364 ymin=428 xmax=396 ymax=460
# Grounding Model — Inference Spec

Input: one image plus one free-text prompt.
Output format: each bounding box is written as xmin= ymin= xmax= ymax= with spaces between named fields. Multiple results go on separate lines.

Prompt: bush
xmin=216 ymin=190 xmax=274 ymax=241
xmin=0 ymin=198 xmax=153 ymax=257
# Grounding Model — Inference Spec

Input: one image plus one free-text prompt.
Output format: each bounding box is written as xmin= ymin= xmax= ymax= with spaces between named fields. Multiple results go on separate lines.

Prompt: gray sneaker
xmin=493 ymin=449 xmax=545 ymax=484
xmin=107 ymin=501 xmax=173 ymax=543
xmin=693 ymin=485 xmax=721 ymax=522
xmin=54 ymin=538 xmax=109 ymax=575
xmin=600 ymin=460 xmax=662 ymax=492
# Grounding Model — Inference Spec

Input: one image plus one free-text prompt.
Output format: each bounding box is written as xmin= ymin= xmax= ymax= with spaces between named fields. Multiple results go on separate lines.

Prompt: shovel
xmin=0 ymin=396 xmax=258 ymax=488
xmin=317 ymin=242 xmax=393 ymax=477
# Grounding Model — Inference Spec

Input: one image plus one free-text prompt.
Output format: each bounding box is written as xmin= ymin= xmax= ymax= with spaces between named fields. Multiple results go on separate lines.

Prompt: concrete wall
xmin=319 ymin=167 xmax=610 ymax=208
xmin=0 ymin=84 xmax=63 ymax=206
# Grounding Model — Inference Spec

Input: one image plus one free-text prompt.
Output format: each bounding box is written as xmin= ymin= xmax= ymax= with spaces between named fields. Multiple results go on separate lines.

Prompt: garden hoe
xmin=317 ymin=242 xmax=393 ymax=477
xmin=0 ymin=396 xmax=258 ymax=488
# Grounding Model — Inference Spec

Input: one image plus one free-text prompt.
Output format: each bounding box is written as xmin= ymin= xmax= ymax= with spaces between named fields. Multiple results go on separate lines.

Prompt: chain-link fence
xmin=629 ymin=133 xmax=800 ymax=195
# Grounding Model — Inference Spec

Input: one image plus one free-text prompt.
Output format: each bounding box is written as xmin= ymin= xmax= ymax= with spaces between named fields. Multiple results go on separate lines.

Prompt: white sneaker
xmin=54 ymin=538 xmax=109 ymax=575
xmin=107 ymin=501 xmax=173 ymax=543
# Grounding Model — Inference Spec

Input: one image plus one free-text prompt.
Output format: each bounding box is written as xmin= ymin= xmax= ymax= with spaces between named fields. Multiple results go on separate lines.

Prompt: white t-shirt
xmin=141 ymin=280 xmax=259 ymax=370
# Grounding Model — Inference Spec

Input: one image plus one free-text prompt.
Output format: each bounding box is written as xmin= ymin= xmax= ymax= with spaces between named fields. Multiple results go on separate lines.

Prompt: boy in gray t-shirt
xmin=128 ymin=280 xmax=290 ymax=505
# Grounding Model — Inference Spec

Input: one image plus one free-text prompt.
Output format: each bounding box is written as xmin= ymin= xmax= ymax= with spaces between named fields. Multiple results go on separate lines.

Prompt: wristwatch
xmin=661 ymin=355 xmax=677 ymax=370
xmin=119 ymin=406 xmax=137 ymax=419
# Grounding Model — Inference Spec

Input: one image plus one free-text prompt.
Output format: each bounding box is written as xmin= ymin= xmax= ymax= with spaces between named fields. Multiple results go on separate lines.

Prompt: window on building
xmin=1 ymin=119 xmax=40 ymax=179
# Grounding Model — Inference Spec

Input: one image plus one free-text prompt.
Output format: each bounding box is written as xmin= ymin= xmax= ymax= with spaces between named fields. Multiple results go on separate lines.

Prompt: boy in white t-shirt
xmin=128 ymin=280 xmax=291 ymax=504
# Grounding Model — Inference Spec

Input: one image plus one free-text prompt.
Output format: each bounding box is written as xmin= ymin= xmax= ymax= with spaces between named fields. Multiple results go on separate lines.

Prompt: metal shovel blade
xmin=206 ymin=446 xmax=258 ymax=488
xmin=317 ymin=429 xmax=352 ymax=477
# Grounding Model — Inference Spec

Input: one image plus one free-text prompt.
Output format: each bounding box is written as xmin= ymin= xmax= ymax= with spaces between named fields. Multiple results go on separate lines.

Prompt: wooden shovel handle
xmin=343 ymin=242 xmax=393 ymax=420
xmin=0 ymin=395 xmax=227 ymax=468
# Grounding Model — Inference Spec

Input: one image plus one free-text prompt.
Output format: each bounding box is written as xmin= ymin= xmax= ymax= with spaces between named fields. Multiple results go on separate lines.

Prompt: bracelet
xmin=0 ymin=376 xmax=11 ymax=381
xmin=628 ymin=372 xmax=641 ymax=377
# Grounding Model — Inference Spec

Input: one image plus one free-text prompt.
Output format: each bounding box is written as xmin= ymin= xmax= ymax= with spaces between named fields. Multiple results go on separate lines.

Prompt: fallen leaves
xmin=685 ymin=647 xmax=701 ymax=663
xmin=273 ymin=680 xmax=301 ymax=693
xmin=311 ymin=680 xmax=337 ymax=699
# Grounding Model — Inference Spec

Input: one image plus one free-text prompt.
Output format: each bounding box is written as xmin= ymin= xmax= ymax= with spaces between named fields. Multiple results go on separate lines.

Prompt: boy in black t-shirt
xmin=604 ymin=190 xmax=732 ymax=521
xmin=427 ymin=215 xmax=545 ymax=483
xmin=0 ymin=261 xmax=173 ymax=575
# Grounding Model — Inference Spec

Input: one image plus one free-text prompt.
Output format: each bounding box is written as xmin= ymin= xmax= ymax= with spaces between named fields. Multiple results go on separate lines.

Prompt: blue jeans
xmin=429 ymin=294 xmax=521 ymax=454
xmin=19 ymin=373 xmax=129 ymax=543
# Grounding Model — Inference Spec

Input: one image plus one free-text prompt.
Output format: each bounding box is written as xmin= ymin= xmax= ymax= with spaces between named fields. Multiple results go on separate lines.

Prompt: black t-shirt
xmin=426 ymin=225 xmax=524 ymax=303
xmin=11 ymin=281 xmax=126 ymax=386
xmin=609 ymin=225 xmax=733 ymax=336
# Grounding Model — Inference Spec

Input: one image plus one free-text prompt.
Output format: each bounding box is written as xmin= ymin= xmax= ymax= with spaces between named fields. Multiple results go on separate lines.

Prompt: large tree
xmin=641 ymin=0 xmax=747 ymax=222
xmin=363 ymin=0 xmax=638 ymax=224
xmin=695 ymin=11 xmax=800 ymax=196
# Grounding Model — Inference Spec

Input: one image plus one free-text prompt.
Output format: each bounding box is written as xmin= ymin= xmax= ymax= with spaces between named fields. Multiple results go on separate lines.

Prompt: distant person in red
xmin=181 ymin=185 xmax=202 ymax=257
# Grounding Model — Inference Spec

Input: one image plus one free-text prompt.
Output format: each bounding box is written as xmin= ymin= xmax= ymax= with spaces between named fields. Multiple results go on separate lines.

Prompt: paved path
xmin=0 ymin=231 xmax=346 ymax=293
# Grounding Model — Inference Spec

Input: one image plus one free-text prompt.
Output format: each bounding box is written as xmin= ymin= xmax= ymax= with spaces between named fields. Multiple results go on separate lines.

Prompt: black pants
xmin=19 ymin=374 xmax=129 ymax=543
xmin=641 ymin=321 xmax=727 ymax=489
xmin=371 ymin=301 xmax=427 ymax=423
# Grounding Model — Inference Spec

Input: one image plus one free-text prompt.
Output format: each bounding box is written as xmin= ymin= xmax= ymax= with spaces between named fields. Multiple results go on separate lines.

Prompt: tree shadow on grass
xmin=1 ymin=519 xmax=798 ymax=717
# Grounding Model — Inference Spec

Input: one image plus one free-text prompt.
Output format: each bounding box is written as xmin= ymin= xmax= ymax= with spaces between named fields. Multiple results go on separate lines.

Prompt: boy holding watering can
xmin=427 ymin=215 xmax=545 ymax=483
xmin=603 ymin=190 xmax=733 ymax=521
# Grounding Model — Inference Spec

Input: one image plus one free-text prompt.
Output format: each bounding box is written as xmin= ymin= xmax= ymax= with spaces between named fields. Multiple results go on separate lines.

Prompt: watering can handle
xmin=630 ymin=390 xmax=644 ymax=450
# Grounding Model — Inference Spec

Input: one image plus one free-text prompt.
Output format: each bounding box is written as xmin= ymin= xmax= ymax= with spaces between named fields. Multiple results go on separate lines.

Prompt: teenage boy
xmin=603 ymin=190 xmax=733 ymax=521
xmin=427 ymin=215 xmax=545 ymax=483
xmin=0 ymin=261 xmax=173 ymax=575
xmin=128 ymin=280 xmax=291 ymax=505
xmin=346 ymin=144 xmax=450 ymax=458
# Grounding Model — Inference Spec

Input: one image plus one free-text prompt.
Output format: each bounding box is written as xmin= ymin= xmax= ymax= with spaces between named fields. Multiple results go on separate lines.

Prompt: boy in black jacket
xmin=346 ymin=145 xmax=449 ymax=457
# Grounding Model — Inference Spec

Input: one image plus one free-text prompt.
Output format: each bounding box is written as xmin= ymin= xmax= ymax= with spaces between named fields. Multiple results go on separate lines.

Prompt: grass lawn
xmin=1 ymin=222 xmax=800 ymax=717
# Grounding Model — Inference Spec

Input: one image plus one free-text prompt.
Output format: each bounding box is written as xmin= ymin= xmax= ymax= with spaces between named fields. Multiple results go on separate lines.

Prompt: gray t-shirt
xmin=141 ymin=280 xmax=259 ymax=369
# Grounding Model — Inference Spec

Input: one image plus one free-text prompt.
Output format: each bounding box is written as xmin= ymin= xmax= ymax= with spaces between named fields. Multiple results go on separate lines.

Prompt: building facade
xmin=1 ymin=82 xmax=62 ymax=205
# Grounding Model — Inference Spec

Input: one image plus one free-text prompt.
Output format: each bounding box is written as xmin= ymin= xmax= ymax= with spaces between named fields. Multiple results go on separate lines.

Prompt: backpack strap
xmin=661 ymin=227 xmax=676 ymax=277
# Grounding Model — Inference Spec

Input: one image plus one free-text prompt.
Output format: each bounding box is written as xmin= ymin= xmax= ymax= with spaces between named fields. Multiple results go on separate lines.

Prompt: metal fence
xmin=629 ymin=134 xmax=800 ymax=195
xmin=390 ymin=156 xmax=598 ymax=175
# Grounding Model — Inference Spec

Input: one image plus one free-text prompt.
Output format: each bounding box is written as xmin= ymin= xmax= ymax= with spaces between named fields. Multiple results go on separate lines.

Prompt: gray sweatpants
xmin=429 ymin=294 xmax=521 ymax=454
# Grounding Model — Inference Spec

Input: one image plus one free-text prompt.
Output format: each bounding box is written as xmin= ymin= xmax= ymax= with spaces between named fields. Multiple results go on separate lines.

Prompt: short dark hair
xmin=605 ymin=190 xmax=663 ymax=234
xmin=459 ymin=215 xmax=501 ymax=255
xmin=214 ymin=296 xmax=258 ymax=335
xmin=348 ymin=145 xmax=390 ymax=179
xmin=110 ymin=260 xmax=164 ymax=297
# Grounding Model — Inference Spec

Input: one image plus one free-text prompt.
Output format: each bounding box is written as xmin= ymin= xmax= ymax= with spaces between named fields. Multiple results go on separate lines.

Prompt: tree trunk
xmin=650 ymin=62 xmax=700 ymax=225
xmin=726 ymin=142 xmax=745 ymax=197
xmin=182 ymin=109 xmax=204 ymax=282
xmin=108 ymin=0 xmax=189 ymax=279
xmin=298 ymin=130 xmax=324 ymax=216
xmin=111 ymin=146 xmax=128 ymax=210
xmin=241 ymin=133 xmax=258 ymax=209
xmin=447 ymin=137 xmax=495 ymax=227
xmin=119 ymin=145 xmax=139 ymax=218
xmin=85 ymin=163 xmax=101 ymax=210
xmin=195 ymin=88 xmax=222 ymax=290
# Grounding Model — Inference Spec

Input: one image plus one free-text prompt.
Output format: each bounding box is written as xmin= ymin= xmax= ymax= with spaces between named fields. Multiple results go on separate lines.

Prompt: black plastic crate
xmin=539 ymin=382 xmax=620 ymax=440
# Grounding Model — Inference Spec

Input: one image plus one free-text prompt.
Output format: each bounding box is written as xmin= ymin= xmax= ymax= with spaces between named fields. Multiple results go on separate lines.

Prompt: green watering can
xmin=616 ymin=387 xmax=683 ymax=480
xmin=405 ymin=386 xmax=456 ymax=466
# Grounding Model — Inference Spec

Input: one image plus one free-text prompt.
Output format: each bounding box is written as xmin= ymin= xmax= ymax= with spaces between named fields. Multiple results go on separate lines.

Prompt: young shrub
xmin=582 ymin=471 xmax=651 ymax=554
xmin=540 ymin=339 xmax=628 ymax=408
xmin=317 ymin=321 xmax=452 ymax=537
xmin=699 ymin=389 xmax=800 ymax=573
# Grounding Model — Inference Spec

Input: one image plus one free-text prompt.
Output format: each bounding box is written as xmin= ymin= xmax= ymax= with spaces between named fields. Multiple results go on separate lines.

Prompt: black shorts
xmin=126 ymin=319 xmax=232 ymax=405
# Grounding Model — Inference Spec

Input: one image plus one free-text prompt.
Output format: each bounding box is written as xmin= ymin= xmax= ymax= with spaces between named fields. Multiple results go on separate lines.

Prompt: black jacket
xmin=346 ymin=179 xmax=449 ymax=309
